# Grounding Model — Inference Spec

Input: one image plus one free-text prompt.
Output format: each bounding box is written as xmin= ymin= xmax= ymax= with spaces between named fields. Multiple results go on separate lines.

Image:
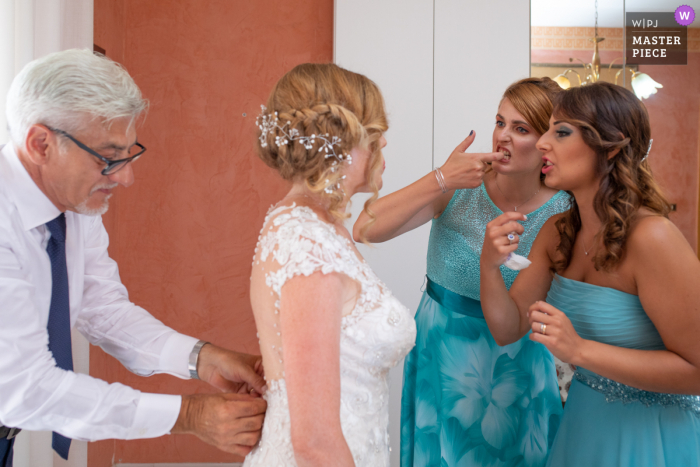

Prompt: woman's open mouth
xmin=497 ymin=147 xmax=511 ymax=162
xmin=542 ymin=157 xmax=553 ymax=174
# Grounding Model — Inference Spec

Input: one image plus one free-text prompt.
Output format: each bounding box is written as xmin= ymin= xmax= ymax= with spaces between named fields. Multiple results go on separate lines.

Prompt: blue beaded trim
xmin=574 ymin=370 xmax=700 ymax=416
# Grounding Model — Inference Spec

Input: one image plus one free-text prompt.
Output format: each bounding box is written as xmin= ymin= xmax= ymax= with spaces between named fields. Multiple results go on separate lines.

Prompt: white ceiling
xmin=532 ymin=0 xmax=700 ymax=27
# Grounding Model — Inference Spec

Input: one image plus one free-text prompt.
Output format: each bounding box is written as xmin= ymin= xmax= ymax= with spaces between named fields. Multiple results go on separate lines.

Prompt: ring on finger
xmin=540 ymin=323 xmax=547 ymax=335
xmin=507 ymin=232 xmax=516 ymax=245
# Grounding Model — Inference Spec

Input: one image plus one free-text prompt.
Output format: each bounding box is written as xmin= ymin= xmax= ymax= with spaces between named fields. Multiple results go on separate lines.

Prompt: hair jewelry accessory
xmin=641 ymin=139 xmax=653 ymax=162
xmin=257 ymin=105 xmax=352 ymax=194
xmin=257 ymin=105 xmax=352 ymax=164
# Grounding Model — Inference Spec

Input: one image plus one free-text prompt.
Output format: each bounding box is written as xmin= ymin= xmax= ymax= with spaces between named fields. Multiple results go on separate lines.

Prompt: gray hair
xmin=5 ymin=48 xmax=148 ymax=147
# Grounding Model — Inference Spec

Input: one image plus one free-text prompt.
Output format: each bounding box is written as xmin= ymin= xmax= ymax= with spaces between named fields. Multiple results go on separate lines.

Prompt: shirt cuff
xmin=159 ymin=333 xmax=199 ymax=379
xmin=127 ymin=392 xmax=182 ymax=439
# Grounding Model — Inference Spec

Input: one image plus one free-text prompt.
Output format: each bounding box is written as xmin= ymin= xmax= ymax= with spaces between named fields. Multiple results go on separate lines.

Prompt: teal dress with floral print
xmin=400 ymin=185 xmax=570 ymax=467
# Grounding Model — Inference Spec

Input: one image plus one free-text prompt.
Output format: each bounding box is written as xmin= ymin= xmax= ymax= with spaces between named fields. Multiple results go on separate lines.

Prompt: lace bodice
xmin=245 ymin=204 xmax=416 ymax=466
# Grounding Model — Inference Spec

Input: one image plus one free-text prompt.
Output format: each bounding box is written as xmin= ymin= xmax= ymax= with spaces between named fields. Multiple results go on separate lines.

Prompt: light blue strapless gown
xmin=546 ymin=274 xmax=700 ymax=467
xmin=400 ymin=185 xmax=570 ymax=467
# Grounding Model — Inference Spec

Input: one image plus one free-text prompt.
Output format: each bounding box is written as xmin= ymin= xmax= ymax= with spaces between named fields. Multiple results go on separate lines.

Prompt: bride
xmin=244 ymin=63 xmax=416 ymax=466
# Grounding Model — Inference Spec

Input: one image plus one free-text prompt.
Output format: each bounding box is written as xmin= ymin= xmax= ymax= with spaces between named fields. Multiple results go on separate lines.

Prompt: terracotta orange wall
xmin=92 ymin=1 xmax=333 ymax=465
xmin=533 ymin=30 xmax=700 ymax=252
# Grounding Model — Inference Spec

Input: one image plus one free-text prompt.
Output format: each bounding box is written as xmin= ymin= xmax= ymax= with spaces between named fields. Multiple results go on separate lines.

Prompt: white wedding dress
xmin=244 ymin=204 xmax=416 ymax=466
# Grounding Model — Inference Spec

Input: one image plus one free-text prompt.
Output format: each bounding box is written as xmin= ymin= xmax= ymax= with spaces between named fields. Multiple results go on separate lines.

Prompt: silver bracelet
xmin=188 ymin=340 xmax=210 ymax=380
xmin=434 ymin=167 xmax=448 ymax=193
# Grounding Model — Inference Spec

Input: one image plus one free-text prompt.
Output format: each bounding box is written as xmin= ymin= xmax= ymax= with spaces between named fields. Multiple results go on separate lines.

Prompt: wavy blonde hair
xmin=552 ymin=82 xmax=670 ymax=272
xmin=257 ymin=63 xmax=388 ymax=230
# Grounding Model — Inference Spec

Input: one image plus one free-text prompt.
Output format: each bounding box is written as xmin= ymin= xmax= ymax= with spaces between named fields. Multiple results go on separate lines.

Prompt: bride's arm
xmin=280 ymin=271 xmax=356 ymax=467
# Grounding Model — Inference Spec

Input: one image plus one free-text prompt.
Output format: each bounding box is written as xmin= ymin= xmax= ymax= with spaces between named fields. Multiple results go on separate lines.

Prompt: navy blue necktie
xmin=45 ymin=213 xmax=73 ymax=460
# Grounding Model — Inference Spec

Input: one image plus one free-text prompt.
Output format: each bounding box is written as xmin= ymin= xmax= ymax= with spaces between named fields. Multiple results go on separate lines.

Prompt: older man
xmin=0 ymin=49 xmax=266 ymax=466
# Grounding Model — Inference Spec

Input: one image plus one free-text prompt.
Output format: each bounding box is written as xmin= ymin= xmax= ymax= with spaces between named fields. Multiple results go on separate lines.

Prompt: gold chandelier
xmin=552 ymin=0 xmax=662 ymax=100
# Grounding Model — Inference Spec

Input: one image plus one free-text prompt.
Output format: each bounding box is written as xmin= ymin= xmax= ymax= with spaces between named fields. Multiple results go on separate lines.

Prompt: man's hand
xmin=196 ymin=344 xmax=267 ymax=395
xmin=172 ymin=393 xmax=267 ymax=456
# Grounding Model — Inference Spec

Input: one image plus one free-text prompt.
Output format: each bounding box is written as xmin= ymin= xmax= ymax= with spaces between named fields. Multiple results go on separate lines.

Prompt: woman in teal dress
xmin=480 ymin=81 xmax=700 ymax=466
xmin=354 ymin=78 xmax=569 ymax=466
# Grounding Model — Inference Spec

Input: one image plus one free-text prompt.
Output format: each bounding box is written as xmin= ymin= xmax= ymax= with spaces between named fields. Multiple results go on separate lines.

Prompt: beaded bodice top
xmin=427 ymin=184 xmax=571 ymax=300
xmin=244 ymin=204 xmax=416 ymax=466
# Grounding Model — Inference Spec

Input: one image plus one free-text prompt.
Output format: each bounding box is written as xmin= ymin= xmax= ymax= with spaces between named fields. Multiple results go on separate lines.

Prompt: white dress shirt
xmin=0 ymin=143 xmax=199 ymax=441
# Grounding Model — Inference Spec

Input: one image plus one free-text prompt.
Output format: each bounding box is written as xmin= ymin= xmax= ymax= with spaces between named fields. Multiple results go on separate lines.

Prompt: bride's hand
xmin=482 ymin=211 xmax=527 ymax=269
xmin=439 ymin=131 xmax=504 ymax=190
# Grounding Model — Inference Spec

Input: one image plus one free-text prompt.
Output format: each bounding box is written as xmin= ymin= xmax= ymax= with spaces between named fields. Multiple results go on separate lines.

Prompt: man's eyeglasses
xmin=47 ymin=127 xmax=146 ymax=175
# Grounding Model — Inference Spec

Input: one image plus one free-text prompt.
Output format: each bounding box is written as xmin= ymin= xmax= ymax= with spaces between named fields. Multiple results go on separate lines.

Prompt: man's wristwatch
xmin=188 ymin=340 xmax=210 ymax=380
xmin=0 ymin=425 xmax=20 ymax=440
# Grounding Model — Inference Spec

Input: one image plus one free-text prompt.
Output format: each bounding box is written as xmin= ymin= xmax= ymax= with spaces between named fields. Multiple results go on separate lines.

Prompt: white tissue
xmin=503 ymin=253 xmax=531 ymax=271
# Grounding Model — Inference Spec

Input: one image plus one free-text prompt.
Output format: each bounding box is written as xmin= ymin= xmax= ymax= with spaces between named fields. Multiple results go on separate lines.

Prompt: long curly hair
xmin=552 ymin=82 xmax=670 ymax=272
xmin=257 ymin=63 xmax=388 ymax=231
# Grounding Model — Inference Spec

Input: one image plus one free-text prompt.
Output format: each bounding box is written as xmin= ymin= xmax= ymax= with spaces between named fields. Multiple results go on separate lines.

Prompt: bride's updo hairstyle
xmin=552 ymin=81 xmax=670 ymax=272
xmin=257 ymin=63 xmax=388 ymax=227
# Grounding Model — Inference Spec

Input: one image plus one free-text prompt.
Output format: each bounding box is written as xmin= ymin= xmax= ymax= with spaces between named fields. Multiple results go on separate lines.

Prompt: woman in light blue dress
xmin=480 ymin=81 xmax=700 ymax=466
xmin=354 ymin=78 xmax=569 ymax=466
